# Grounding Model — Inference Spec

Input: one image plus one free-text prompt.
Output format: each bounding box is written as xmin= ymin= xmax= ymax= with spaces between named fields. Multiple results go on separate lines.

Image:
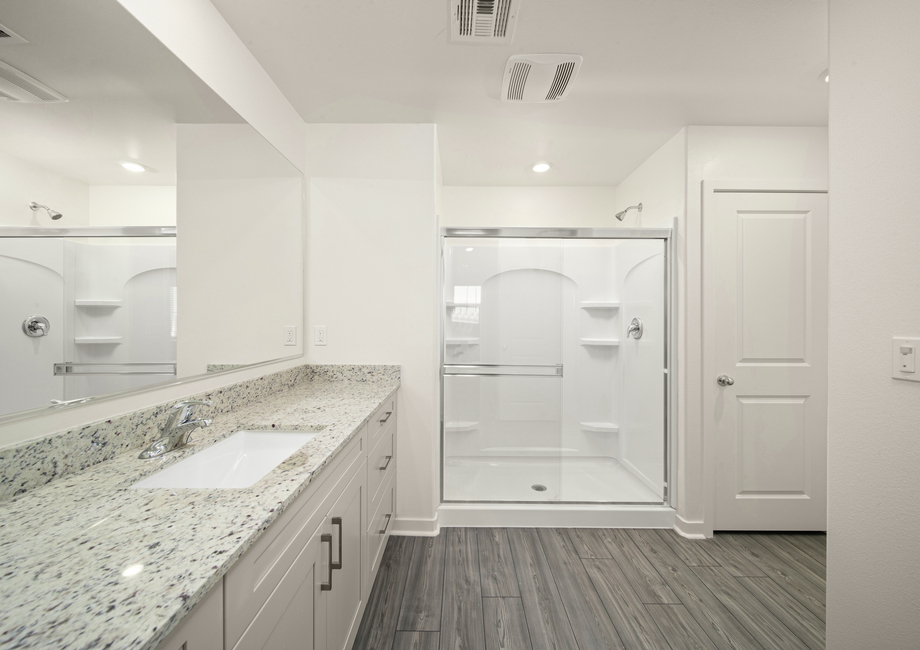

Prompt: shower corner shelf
xmin=445 ymin=421 xmax=479 ymax=433
xmin=579 ymin=301 xmax=620 ymax=310
xmin=75 ymin=300 xmax=122 ymax=308
xmin=74 ymin=336 xmax=123 ymax=345
xmin=445 ymin=338 xmax=480 ymax=346
xmin=579 ymin=422 xmax=619 ymax=433
xmin=579 ymin=338 xmax=620 ymax=347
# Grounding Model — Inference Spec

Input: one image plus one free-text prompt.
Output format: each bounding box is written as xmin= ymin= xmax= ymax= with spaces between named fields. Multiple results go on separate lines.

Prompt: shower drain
xmin=531 ymin=484 xmax=547 ymax=492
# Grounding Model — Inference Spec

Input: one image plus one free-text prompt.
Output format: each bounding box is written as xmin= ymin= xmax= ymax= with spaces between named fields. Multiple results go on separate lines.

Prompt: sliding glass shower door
xmin=441 ymin=232 xmax=669 ymax=504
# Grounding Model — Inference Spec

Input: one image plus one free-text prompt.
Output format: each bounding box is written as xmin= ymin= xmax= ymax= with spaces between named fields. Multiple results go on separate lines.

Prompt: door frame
xmin=438 ymin=225 xmax=677 ymax=507
xmin=702 ymin=180 xmax=828 ymax=536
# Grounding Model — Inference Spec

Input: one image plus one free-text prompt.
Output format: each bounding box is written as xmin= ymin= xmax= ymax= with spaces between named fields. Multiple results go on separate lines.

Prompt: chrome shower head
xmin=30 ymin=202 xmax=63 ymax=220
xmin=615 ymin=202 xmax=642 ymax=221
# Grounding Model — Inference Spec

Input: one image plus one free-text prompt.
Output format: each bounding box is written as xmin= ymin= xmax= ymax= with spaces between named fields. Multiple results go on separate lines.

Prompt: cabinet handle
xmin=321 ymin=533 xmax=333 ymax=591
xmin=378 ymin=513 xmax=391 ymax=535
xmin=331 ymin=517 xmax=343 ymax=570
xmin=379 ymin=411 xmax=392 ymax=424
xmin=378 ymin=455 xmax=392 ymax=471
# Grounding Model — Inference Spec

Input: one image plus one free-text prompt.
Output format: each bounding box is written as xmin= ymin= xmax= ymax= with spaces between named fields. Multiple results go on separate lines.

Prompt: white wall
xmin=304 ymin=124 xmax=440 ymax=534
xmin=0 ymin=150 xmax=89 ymax=226
xmin=441 ymin=186 xmax=618 ymax=228
xmin=88 ymin=186 xmax=176 ymax=227
xmin=827 ymin=1 xmax=920 ymax=646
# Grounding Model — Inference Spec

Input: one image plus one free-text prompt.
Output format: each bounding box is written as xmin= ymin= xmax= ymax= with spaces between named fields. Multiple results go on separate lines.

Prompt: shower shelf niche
xmin=445 ymin=338 xmax=480 ymax=346
xmin=75 ymin=299 xmax=122 ymax=308
xmin=579 ymin=301 xmax=619 ymax=310
xmin=579 ymin=422 xmax=619 ymax=433
xmin=445 ymin=421 xmax=479 ymax=433
xmin=74 ymin=336 xmax=123 ymax=345
xmin=579 ymin=338 xmax=620 ymax=347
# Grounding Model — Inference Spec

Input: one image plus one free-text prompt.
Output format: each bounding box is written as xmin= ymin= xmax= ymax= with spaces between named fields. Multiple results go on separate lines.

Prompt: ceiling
xmin=209 ymin=0 xmax=829 ymax=186
xmin=0 ymin=0 xmax=242 ymax=187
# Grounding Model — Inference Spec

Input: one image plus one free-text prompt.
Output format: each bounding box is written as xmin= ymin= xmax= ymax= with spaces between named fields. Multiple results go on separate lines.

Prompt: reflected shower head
xmin=30 ymin=201 xmax=62 ymax=220
xmin=615 ymin=203 xmax=642 ymax=221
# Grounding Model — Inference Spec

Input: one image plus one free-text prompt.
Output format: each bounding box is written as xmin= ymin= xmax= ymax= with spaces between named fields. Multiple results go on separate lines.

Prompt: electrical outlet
xmin=283 ymin=326 xmax=297 ymax=346
xmin=314 ymin=325 xmax=327 ymax=346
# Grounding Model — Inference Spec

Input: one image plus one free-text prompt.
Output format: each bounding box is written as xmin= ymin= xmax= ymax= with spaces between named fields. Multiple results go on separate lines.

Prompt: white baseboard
xmin=674 ymin=514 xmax=709 ymax=539
xmin=437 ymin=503 xmax=675 ymax=529
xmin=391 ymin=515 xmax=440 ymax=537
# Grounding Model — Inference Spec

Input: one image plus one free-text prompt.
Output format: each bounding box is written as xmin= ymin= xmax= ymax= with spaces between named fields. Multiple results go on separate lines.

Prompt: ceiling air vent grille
xmin=0 ymin=60 xmax=67 ymax=103
xmin=0 ymin=23 xmax=27 ymax=45
xmin=506 ymin=62 xmax=531 ymax=101
xmin=451 ymin=0 xmax=519 ymax=44
xmin=500 ymin=54 xmax=583 ymax=103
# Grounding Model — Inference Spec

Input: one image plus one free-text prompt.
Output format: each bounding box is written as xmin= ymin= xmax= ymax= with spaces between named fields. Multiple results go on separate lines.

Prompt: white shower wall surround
xmin=441 ymin=231 xmax=671 ymax=512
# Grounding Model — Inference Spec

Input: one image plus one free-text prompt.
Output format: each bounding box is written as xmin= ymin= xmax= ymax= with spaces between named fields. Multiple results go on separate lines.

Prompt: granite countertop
xmin=0 ymin=370 xmax=399 ymax=650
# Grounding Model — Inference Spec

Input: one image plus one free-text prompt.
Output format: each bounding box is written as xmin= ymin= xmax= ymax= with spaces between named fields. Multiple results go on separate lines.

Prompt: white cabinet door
xmin=705 ymin=187 xmax=828 ymax=531
xmin=233 ymin=524 xmax=327 ymax=650
xmin=154 ymin=581 xmax=223 ymax=650
xmin=324 ymin=460 xmax=366 ymax=650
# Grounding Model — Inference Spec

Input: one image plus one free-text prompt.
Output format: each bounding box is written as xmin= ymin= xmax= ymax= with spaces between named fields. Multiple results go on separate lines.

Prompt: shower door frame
xmin=439 ymin=226 xmax=677 ymax=507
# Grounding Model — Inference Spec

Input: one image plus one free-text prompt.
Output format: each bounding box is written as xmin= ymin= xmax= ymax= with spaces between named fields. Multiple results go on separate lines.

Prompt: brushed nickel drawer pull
xmin=331 ymin=517 xmax=343 ymax=570
xmin=379 ymin=455 xmax=392 ymax=471
xmin=378 ymin=513 xmax=391 ymax=535
xmin=321 ymin=533 xmax=333 ymax=591
xmin=379 ymin=411 xmax=392 ymax=424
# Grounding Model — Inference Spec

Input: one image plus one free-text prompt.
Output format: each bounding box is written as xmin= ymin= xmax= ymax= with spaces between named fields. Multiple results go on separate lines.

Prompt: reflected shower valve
xmin=626 ymin=317 xmax=643 ymax=340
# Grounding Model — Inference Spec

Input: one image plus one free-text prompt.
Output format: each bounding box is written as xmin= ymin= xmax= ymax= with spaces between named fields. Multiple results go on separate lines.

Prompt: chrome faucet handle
xmin=172 ymin=399 xmax=212 ymax=422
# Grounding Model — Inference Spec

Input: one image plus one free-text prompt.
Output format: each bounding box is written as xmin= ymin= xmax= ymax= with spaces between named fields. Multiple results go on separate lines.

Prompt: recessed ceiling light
xmin=532 ymin=162 xmax=551 ymax=173
xmin=122 ymin=162 xmax=147 ymax=173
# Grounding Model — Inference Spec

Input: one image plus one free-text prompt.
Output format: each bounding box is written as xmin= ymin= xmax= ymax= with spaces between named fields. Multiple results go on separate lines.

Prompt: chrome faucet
xmin=138 ymin=400 xmax=213 ymax=459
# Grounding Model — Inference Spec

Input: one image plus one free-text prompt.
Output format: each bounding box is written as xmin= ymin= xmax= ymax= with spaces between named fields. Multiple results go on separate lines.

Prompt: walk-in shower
xmin=440 ymin=227 xmax=674 ymax=522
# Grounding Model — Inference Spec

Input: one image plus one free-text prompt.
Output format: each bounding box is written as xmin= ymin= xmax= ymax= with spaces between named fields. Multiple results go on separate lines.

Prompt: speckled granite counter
xmin=0 ymin=365 xmax=399 ymax=650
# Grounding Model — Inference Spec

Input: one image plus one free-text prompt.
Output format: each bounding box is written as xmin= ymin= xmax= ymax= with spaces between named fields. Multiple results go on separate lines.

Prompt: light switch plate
xmin=892 ymin=337 xmax=920 ymax=382
xmin=314 ymin=325 xmax=327 ymax=346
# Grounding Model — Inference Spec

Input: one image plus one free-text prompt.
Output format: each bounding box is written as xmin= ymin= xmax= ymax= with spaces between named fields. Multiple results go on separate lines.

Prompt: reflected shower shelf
xmin=579 ymin=338 xmax=619 ymax=347
xmin=579 ymin=301 xmax=619 ymax=310
xmin=445 ymin=302 xmax=480 ymax=308
xmin=75 ymin=300 xmax=122 ymax=308
xmin=74 ymin=336 xmax=122 ymax=345
xmin=445 ymin=338 xmax=480 ymax=346
xmin=579 ymin=422 xmax=619 ymax=433
xmin=445 ymin=421 xmax=479 ymax=433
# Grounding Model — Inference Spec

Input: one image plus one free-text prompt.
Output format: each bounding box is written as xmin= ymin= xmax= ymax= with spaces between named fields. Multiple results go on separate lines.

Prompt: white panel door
xmin=706 ymin=188 xmax=827 ymax=531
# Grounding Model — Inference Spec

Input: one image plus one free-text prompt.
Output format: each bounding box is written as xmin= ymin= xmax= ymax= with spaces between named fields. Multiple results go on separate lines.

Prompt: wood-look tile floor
xmin=353 ymin=528 xmax=826 ymax=650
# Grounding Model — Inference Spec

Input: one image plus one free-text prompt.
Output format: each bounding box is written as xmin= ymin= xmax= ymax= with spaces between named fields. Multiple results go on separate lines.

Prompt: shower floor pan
xmin=443 ymin=455 xmax=662 ymax=503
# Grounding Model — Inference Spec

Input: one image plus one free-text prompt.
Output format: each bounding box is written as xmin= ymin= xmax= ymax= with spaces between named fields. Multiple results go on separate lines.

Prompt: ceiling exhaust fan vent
xmin=500 ymin=54 xmax=583 ymax=103
xmin=0 ymin=23 xmax=27 ymax=45
xmin=451 ymin=0 xmax=520 ymax=44
xmin=0 ymin=60 xmax=67 ymax=103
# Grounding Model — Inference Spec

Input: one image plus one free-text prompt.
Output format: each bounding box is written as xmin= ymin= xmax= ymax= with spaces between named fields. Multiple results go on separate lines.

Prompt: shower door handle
xmin=444 ymin=364 xmax=563 ymax=378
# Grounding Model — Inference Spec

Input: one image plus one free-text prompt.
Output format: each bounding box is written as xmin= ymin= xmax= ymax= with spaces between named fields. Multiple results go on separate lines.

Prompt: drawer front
xmin=367 ymin=472 xmax=395 ymax=580
xmin=225 ymin=428 xmax=365 ymax=649
xmin=367 ymin=396 xmax=395 ymax=449
xmin=367 ymin=427 xmax=394 ymax=511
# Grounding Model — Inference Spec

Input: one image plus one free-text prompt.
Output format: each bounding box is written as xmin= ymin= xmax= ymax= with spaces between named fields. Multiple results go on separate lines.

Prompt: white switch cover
xmin=892 ymin=337 xmax=919 ymax=382
xmin=314 ymin=325 xmax=327 ymax=346
xmin=283 ymin=326 xmax=297 ymax=346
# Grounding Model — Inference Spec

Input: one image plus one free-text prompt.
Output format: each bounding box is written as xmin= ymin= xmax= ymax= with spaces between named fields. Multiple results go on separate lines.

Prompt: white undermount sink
xmin=131 ymin=429 xmax=324 ymax=489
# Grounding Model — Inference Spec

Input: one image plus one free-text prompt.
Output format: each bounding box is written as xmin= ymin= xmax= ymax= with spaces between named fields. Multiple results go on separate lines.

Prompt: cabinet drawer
xmin=367 ymin=396 xmax=395 ymax=449
xmin=367 ymin=472 xmax=395 ymax=579
xmin=225 ymin=428 xmax=365 ymax=650
xmin=367 ymin=427 xmax=394 ymax=511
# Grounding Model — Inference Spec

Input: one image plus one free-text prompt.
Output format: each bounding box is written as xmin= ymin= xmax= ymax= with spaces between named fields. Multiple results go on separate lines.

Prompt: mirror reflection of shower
xmin=29 ymin=202 xmax=63 ymax=220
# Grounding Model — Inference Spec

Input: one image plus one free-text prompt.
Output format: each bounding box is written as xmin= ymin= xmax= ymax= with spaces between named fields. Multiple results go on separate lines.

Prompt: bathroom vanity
xmin=0 ymin=365 xmax=398 ymax=650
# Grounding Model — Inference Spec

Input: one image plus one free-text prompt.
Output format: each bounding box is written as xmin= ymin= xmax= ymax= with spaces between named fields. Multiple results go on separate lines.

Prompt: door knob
xmin=717 ymin=374 xmax=734 ymax=387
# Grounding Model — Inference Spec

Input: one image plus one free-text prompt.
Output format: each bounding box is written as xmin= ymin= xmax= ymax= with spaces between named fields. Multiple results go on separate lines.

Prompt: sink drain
xmin=531 ymin=484 xmax=547 ymax=492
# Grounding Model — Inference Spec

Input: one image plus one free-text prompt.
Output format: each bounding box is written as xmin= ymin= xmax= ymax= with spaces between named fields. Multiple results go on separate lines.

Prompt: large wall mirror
xmin=0 ymin=0 xmax=304 ymax=420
